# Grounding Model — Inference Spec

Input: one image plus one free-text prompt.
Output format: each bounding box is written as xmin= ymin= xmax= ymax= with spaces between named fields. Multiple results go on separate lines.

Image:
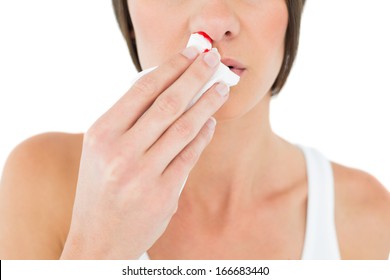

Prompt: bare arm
xmin=334 ymin=164 xmax=390 ymax=259
xmin=0 ymin=133 xmax=80 ymax=259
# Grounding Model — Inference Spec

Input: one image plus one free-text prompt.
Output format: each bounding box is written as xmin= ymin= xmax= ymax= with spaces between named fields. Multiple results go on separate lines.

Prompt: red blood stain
xmin=196 ymin=31 xmax=213 ymax=43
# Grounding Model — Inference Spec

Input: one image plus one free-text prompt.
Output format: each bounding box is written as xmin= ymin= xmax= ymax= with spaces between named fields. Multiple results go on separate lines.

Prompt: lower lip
xmin=229 ymin=68 xmax=246 ymax=76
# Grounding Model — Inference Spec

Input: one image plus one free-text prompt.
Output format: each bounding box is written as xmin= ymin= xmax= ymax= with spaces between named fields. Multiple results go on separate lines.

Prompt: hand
xmin=60 ymin=46 xmax=230 ymax=259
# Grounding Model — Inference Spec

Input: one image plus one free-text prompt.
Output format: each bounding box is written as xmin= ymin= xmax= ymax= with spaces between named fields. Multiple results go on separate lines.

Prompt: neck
xmin=181 ymin=93 xmax=296 ymax=214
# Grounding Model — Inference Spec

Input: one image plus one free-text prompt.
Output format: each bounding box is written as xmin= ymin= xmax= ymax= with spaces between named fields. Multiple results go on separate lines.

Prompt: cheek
xmin=259 ymin=3 xmax=288 ymax=64
xmin=249 ymin=3 xmax=288 ymax=89
xmin=129 ymin=2 xmax=185 ymax=69
xmin=129 ymin=3 xmax=161 ymax=68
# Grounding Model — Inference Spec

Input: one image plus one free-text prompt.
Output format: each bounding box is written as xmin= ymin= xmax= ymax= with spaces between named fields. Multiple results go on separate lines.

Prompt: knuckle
xmin=104 ymin=154 xmax=128 ymax=181
xmin=85 ymin=122 xmax=108 ymax=148
xmin=155 ymin=94 xmax=181 ymax=116
xmin=132 ymin=75 xmax=157 ymax=98
xmin=207 ymin=89 xmax=222 ymax=106
xmin=179 ymin=147 xmax=199 ymax=164
xmin=85 ymin=124 xmax=98 ymax=141
xmin=103 ymin=151 xmax=140 ymax=186
xmin=167 ymin=57 xmax=183 ymax=72
xmin=190 ymin=66 xmax=209 ymax=83
xmin=172 ymin=119 xmax=193 ymax=138
xmin=199 ymin=123 xmax=212 ymax=138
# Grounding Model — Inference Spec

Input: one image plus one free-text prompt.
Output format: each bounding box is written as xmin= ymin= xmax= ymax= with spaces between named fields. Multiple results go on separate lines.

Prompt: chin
xmin=212 ymin=85 xmax=271 ymax=122
xmin=213 ymin=96 xmax=255 ymax=121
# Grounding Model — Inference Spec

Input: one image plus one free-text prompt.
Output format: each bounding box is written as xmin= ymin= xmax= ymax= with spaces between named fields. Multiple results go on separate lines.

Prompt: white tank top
xmin=139 ymin=145 xmax=341 ymax=260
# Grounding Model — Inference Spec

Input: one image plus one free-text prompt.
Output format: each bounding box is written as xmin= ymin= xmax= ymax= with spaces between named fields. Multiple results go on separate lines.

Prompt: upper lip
xmin=221 ymin=58 xmax=246 ymax=70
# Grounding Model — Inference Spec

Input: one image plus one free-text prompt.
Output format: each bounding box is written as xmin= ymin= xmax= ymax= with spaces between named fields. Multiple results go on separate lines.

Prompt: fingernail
xmin=181 ymin=46 xmax=199 ymax=60
xmin=206 ymin=117 xmax=217 ymax=130
xmin=215 ymin=83 xmax=230 ymax=97
xmin=203 ymin=51 xmax=220 ymax=68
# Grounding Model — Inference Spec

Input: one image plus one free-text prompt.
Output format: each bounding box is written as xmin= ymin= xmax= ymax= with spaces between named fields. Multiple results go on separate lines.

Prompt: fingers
xmin=127 ymin=50 xmax=221 ymax=153
xmin=145 ymin=82 xmax=229 ymax=175
xmin=160 ymin=116 xmax=217 ymax=191
xmin=91 ymin=47 xmax=200 ymax=138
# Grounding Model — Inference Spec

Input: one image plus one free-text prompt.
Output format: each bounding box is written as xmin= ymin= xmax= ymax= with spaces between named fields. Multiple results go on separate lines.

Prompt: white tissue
xmin=187 ymin=47 xmax=240 ymax=108
xmin=132 ymin=33 xmax=240 ymax=111
xmin=186 ymin=32 xmax=212 ymax=53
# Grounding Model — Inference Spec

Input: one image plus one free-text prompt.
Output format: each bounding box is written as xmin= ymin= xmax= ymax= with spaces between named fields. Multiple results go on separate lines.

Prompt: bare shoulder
xmin=332 ymin=162 xmax=390 ymax=259
xmin=0 ymin=132 xmax=83 ymax=259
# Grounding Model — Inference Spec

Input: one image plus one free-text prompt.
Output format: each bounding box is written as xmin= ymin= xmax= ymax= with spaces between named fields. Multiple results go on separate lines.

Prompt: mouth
xmin=227 ymin=66 xmax=246 ymax=76
xmin=222 ymin=58 xmax=246 ymax=77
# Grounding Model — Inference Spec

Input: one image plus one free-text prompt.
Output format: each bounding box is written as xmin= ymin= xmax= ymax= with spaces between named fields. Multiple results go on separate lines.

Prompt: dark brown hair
xmin=112 ymin=0 xmax=305 ymax=95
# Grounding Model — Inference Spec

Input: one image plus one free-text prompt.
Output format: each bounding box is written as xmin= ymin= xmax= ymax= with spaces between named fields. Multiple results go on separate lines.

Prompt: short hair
xmin=112 ymin=0 xmax=306 ymax=96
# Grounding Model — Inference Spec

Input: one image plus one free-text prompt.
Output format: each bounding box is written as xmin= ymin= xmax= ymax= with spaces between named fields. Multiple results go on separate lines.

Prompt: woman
xmin=0 ymin=0 xmax=389 ymax=260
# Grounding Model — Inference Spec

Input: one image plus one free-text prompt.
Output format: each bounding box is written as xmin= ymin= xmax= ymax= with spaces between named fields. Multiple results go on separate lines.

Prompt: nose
xmin=189 ymin=0 xmax=240 ymax=43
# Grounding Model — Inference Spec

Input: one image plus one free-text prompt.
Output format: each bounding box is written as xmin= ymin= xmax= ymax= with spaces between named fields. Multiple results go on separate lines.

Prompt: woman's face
xmin=128 ymin=0 xmax=288 ymax=120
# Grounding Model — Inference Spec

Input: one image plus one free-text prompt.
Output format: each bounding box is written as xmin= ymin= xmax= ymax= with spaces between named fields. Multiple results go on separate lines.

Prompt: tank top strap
xmin=298 ymin=145 xmax=341 ymax=259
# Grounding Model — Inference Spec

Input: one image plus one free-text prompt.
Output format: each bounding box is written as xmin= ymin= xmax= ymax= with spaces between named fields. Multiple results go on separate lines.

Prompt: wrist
xmin=60 ymin=231 xmax=90 ymax=259
xmin=60 ymin=229 xmax=140 ymax=260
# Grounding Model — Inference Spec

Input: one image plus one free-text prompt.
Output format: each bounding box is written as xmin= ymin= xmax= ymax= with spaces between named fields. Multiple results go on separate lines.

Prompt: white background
xmin=0 ymin=0 xmax=389 ymax=191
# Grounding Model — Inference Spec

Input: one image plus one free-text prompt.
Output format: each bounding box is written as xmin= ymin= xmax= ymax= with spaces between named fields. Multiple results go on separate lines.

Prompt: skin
xmin=0 ymin=0 xmax=389 ymax=259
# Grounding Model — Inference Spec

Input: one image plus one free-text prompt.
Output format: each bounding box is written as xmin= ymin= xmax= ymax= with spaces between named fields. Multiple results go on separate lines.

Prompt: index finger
xmin=93 ymin=47 xmax=201 ymax=137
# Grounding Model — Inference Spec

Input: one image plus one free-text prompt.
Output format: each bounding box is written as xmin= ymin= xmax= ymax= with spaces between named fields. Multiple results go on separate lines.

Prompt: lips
xmin=221 ymin=58 xmax=246 ymax=76
xmin=227 ymin=67 xmax=246 ymax=76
